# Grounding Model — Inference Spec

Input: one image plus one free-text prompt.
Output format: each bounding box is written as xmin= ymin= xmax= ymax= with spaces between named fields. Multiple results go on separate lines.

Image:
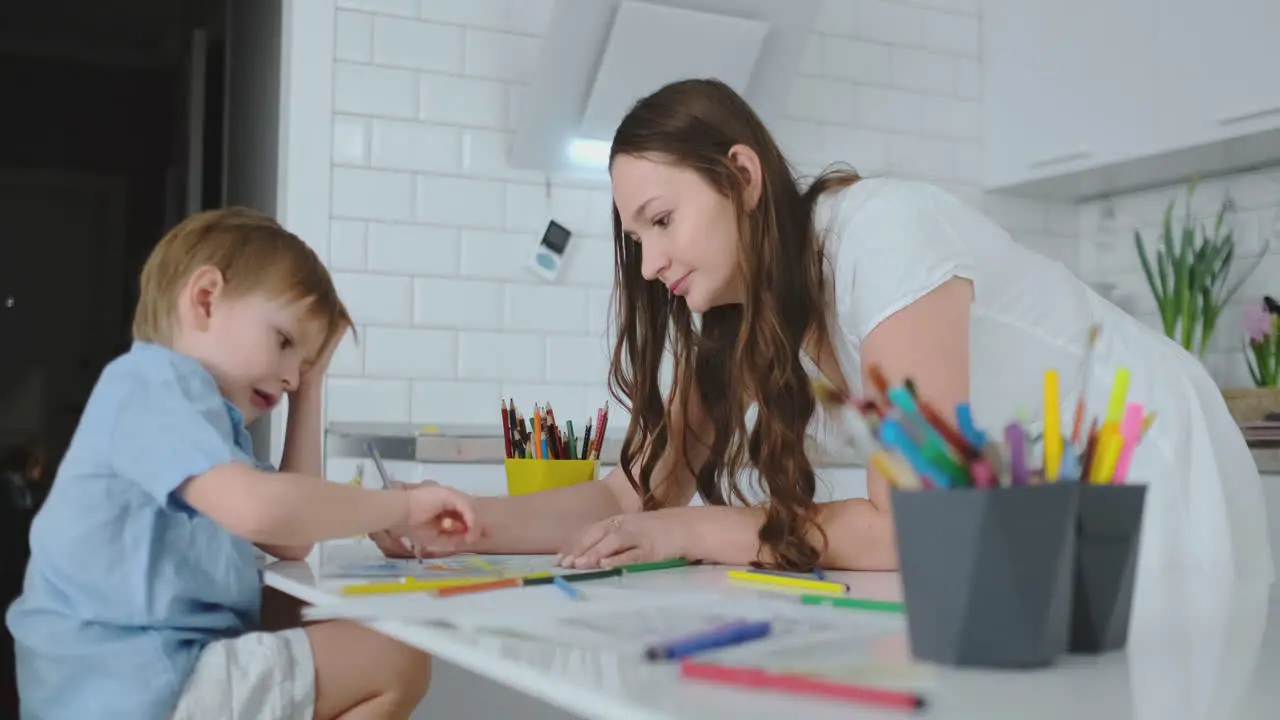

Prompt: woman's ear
xmin=726 ymin=144 xmax=764 ymax=211
xmin=182 ymin=266 xmax=225 ymax=331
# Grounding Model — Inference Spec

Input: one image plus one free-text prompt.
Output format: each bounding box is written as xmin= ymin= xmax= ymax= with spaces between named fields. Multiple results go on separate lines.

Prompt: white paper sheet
xmin=323 ymin=553 xmax=600 ymax=580
xmin=305 ymin=582 xmax=907 ymax=658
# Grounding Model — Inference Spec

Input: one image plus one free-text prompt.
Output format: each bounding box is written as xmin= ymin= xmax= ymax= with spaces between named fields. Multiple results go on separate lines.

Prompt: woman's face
xmin=611 ymin=154 xmax=744 ymax=313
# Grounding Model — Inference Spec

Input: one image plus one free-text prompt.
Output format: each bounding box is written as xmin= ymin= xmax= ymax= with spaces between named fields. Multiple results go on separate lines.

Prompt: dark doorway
xmin=0 ymin=0 xmax=229 ymax=712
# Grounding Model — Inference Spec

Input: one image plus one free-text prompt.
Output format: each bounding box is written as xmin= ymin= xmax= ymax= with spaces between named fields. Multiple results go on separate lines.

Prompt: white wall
xmin=319 ymin=0 xmax=1079 ymax=488
xmin=1076 ymin=166 xmax=1280 ymax=389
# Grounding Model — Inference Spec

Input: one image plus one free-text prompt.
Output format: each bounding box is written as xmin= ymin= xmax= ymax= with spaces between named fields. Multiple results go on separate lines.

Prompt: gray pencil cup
xmin=1068 ymin=484 xmax=1147 ymax=654
xmin=891 ymin=483 xmax=1080 ymax=668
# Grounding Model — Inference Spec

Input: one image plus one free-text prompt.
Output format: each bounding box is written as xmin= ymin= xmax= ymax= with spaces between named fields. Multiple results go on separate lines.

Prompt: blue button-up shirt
xmin=6 ymin=342 xmax=269 ymax=719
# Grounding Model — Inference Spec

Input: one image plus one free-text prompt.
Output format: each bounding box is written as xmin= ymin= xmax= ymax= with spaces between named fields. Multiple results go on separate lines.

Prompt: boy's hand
xmin=387 ymin=483 xmax=480 ymax=551
xmin=295 ymin=327 xmax=345 ymax=397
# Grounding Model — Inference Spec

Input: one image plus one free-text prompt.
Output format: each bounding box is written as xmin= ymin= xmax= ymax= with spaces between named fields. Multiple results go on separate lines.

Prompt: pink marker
xmin=1112 ymin=403 xmax=1145 ymax=484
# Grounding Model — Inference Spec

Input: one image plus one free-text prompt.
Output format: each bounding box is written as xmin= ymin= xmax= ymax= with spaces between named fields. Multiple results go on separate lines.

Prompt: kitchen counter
xmin=324 ymin=422 xmax=865 ymax=468
xmin=326 ymin=422 xmax=1280 ymax=472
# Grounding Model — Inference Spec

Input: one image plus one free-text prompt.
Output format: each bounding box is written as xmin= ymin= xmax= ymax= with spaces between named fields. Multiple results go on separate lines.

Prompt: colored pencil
xmin=680 ymin=661 xmax=926 ymax=711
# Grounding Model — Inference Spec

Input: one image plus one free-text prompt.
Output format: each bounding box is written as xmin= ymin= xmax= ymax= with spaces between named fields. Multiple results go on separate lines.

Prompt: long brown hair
xmin=608 ymin=78 xmax=859 ymax=570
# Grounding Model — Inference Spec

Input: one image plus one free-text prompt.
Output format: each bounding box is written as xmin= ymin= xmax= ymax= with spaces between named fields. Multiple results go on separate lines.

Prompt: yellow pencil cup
xmin=505 ymin=458 xmax=598 ymax=496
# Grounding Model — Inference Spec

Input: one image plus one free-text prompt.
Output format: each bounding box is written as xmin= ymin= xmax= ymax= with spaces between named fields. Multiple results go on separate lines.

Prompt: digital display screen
xmin=541 ymin=220 xmax=572 ymax=254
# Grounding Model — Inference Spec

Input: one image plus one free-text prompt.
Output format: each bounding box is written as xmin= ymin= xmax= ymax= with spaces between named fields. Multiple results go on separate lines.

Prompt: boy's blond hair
xmin=133 ymin=207 xmax=353 ymax=357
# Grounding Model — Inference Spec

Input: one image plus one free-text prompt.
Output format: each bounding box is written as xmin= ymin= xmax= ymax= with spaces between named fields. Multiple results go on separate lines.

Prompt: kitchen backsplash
xmin=1077 ymin=165 xmax=1280 ymax=388
xmin=321 ymin=0 xmax=1079 ymax=437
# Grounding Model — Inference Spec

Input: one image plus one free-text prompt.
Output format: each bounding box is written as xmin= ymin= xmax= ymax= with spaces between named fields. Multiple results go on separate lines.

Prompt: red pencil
xmin=501 ymin=400 xmax=512 ymax=459
xmin=680 ymin=660 xmax=925 ymax=711
xmin=434 ymin=577 xmax=521 ymax=598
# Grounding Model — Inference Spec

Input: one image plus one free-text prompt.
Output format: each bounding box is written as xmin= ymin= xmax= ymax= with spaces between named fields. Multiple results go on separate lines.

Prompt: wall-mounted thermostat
xmin=526 ymin=219 xmax=573 ymax=282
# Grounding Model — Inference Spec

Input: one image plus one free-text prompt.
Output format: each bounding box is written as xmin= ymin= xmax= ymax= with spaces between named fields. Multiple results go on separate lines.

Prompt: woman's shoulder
xmin=814 ymin=177 xmax=959 ymax=238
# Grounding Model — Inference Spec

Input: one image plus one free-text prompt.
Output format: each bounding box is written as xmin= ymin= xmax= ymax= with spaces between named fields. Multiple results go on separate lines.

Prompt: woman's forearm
xmin=683 ymin=499 xmax=897 ymax=570
xmin=468 ymin=476 xmax=627 ymax=553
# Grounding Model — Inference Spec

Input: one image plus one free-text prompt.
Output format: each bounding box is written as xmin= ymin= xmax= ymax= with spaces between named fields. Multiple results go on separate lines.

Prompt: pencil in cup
xmin=501 ymin=399 xmax=610 ymax=460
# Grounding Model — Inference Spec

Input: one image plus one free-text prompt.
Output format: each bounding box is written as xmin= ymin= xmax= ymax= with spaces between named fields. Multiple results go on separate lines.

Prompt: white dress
xmin=807 ymin=177 xmax=1274 ymax=584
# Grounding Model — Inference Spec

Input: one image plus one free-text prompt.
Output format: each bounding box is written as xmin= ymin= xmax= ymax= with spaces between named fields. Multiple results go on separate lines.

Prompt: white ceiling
xmin=510 ymin=0 xmax=821 ymax=173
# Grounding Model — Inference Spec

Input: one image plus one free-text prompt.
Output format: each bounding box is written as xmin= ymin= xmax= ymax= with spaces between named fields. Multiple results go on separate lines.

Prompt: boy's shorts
xmin=171 ymin=627 xmax=315 ymax=720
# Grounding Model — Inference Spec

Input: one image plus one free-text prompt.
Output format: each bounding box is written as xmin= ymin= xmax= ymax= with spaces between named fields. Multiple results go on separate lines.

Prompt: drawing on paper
xmin=327 ymin=554 xmax=586 ymax=580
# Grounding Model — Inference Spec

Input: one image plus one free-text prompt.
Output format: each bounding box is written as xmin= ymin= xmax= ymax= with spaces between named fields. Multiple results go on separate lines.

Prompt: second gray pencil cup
xmin=892 ymin=483 xmax=1080 ymax=668
xmin=1069 ymin=484 xmax=1147 ymax=654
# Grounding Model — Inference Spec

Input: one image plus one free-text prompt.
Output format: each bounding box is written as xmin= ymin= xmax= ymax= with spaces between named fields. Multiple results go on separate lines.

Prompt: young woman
xmin=388 ymin=78 xmax=1272 ymax=582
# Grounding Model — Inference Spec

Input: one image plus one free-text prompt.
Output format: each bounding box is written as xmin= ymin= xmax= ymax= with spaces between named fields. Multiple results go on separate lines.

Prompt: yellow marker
xmin=341 ymin=576 xmax=495 ymax=596
xmin=1043 ymin=370 xmax=1062 ymax=481
xmin=870 ymin=451 xmax=921 ymax=491
xmin=465 ymin=557 xmax=502 ymax=575
xmin=1105 ymin=368 xmax=1130 ymax=425
xmin=1089 ymin=427 xmax=1124 ymax=484
xmin=726 ymin=569 xmax=848 ymax=595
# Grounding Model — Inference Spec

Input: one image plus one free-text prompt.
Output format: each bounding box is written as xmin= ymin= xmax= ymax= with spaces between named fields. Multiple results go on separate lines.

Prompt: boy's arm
xmin=260 ymin=385 xmax=324 ymax=560
xmin=260 ymin=329 xmax=342 ymax=560
xmin=185 ymin=464 xmax=411 ymax=544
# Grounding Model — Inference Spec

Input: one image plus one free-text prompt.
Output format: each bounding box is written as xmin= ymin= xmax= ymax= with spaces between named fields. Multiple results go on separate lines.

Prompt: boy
xmin=5 ymin=208 xmax=477 ymax=719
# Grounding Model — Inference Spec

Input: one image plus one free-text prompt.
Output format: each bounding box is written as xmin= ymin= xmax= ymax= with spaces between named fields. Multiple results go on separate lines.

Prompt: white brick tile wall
xmin=366 ymin=222 xmax=460 ymax=275
xmin=329 ymin=220 xmax=367 ymax=270
xmin=333 ymin=271 xmax=412 ymax=325
xmin=414 ymin=175 xmax=505 ymax=227
xmin=921 ymin=12 xmax=980 ymax=57
xmin=364 ymin=326 xmax=457 ymax=379
xmin=319 ymin=0 xmax=1079 ymax=451
xmin=335 ymin=10 xmax=372 ymax=61
xmin=464 ymin=29 xmax=539 ymax=82
xmin=332 ymin=167 xmax=414 ymax=221
xmin=1078 ymin=167 xmax=1280 ymax=388
xmin=335 ymin=0 xmax=416 ymax=19
xmin=413 ymin=277 xmax=503 ymax=329
xmin=333 ymin=62 xmax=417 ymax=118
xmin=328 ymin=377 xmax=411 ymax=422
xmin=458 ymin=332 xmax=545 ymax=382
xmin=419 ymin=73 xmax=505 ymax=128
xmin=331 ymin=114 xmax=369 ymax=165
xmin=411 ymin=380 xmax=501 ymax=424
xmin=369 ymin=119 xmax=460 ymax=173
xmin=371 ymin=15 xmax=464 ymax=73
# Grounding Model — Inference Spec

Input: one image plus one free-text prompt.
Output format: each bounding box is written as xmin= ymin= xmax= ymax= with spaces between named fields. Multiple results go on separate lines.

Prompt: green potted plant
xmin=1134 ymin=178 xmax=1268 ymax=359
xmin=1225 ymin=296 xmax=1280 ymax=422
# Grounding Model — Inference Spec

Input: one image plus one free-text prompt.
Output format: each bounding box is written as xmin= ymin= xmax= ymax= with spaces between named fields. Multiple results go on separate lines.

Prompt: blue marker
xmin=880 ymin=418 xmax=952 ymax=489
xmin=955 ymin=403 xmax=987 ymax=449
xmin=887 ymin=388 xmax=946 ymax=448
xmin=1057 ymin=445 xmax=1081 ymax=482
xmin=552 ymin=575 xmax=582 ymax=600
xmin=644 ymin=620 xmax=771 ymax=661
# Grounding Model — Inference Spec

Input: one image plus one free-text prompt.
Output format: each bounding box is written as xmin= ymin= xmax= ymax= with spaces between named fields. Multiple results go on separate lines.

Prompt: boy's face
xmin=175 ymin=268 xmax=327 ymax=425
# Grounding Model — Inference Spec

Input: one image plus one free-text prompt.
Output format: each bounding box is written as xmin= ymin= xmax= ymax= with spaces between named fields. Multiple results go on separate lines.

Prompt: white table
xmin=265 ymin=543 xmax=1279 ymax=719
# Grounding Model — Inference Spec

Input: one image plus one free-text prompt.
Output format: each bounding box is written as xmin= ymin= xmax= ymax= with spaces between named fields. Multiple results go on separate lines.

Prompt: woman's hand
xmin=556 ymin=508 xmax=693 ymax=570
xmin=369 ymin=479 xmax=479 ymax=558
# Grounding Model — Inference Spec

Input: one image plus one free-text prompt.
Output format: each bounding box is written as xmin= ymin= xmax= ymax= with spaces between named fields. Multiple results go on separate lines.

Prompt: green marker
xmin=618 ymin=558 xmax=691 ymax=574
xmin=524 ymin=568 xmax=619 ymax=585
xmin=800 ymin=595 xmax=905 ymax=613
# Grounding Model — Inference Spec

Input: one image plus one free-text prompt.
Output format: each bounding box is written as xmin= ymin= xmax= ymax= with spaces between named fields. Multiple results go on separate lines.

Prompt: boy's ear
xmin=184 ymin=266 xmax=225 ymax=330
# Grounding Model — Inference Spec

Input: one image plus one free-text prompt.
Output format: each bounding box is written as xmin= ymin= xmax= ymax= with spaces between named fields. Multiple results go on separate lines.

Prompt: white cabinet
xmin=1203 ymin=0 xmax=1280 ymax=139
xmin=983 ymin=0 xmax=1280 ymax=200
